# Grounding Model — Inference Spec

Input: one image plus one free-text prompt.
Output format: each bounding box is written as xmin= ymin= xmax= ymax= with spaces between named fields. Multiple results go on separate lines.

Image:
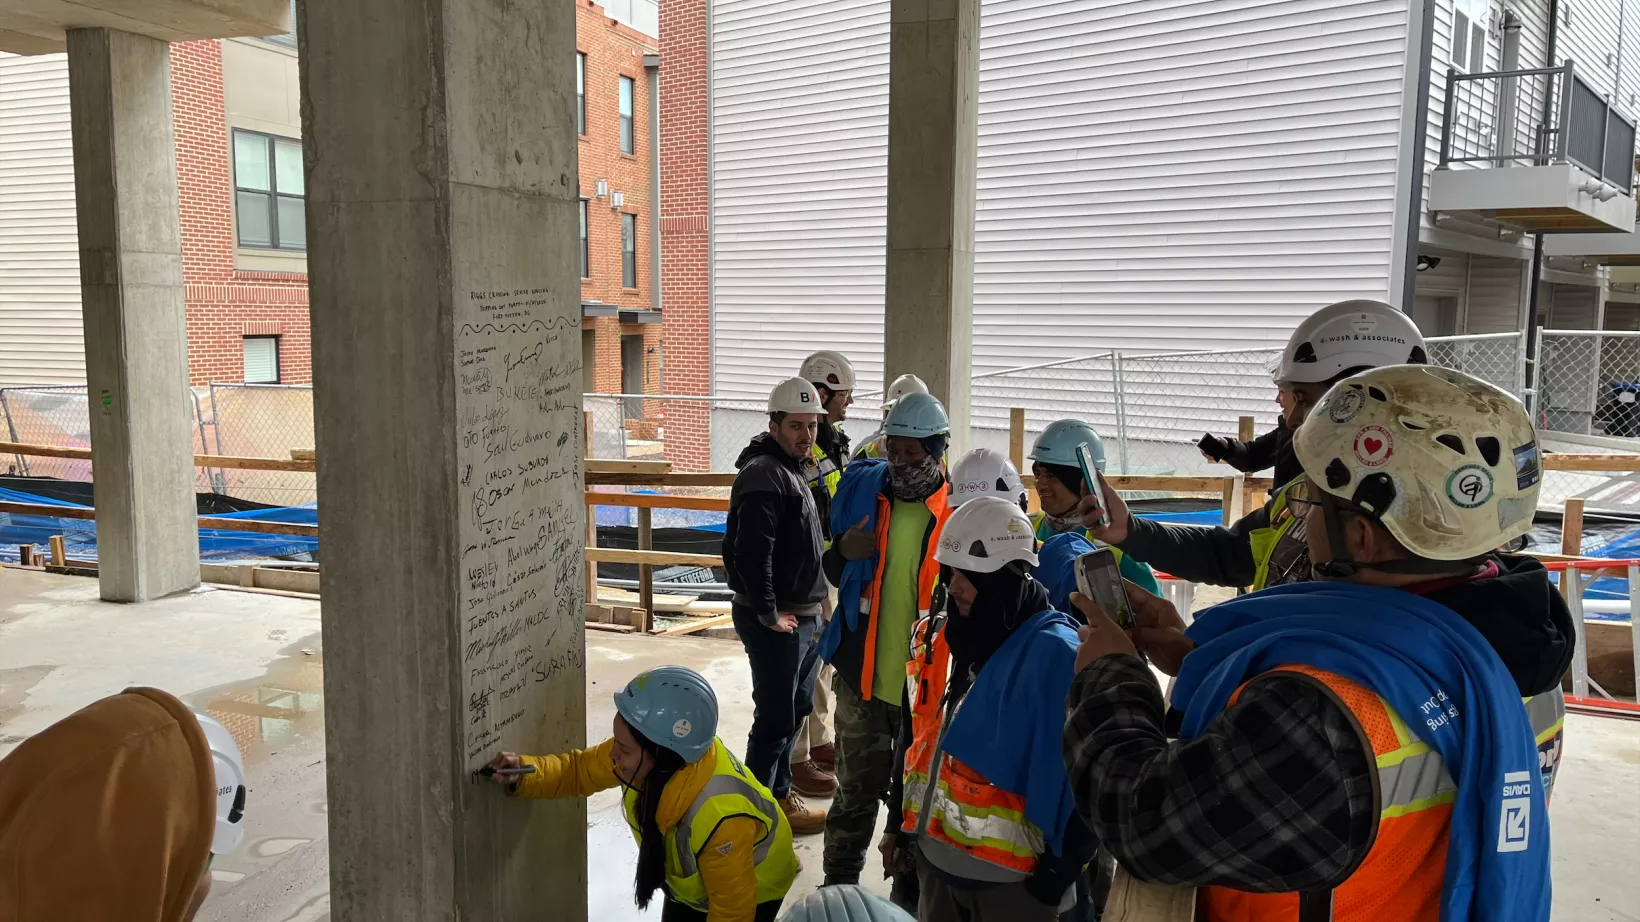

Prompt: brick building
xmin=1 ymin=2 xmax=660 ymax=407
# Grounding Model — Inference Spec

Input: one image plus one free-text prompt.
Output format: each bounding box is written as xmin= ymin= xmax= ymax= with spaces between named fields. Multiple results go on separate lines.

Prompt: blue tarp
xmin=0 ymin=486 xmax=318 ymax=562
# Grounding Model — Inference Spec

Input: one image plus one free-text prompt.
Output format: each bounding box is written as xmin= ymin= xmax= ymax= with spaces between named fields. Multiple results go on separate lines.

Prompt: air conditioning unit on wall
xmin=595 ymin=179 xmax=609 ymax=198
xmin=611 ymin=191 xmax=624 ymax=209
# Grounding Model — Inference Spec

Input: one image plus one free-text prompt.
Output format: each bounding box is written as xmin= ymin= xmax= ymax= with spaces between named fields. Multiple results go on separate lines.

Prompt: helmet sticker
xmin=672 ymin=719 xmax=692 ymax=739
xmin=1328 ymin=388 xmax=1365 ymax=424
xmin=1513 ymin=441 xmax=1541 ymax=490
xmin=1352 ymin=425 xmax=1394 ymax=468
xmin=1349 ymin=313 xmax=1379 ymax=333
xmin=826 ymin=373 xmax=841 ymax=385
xmin=1005 ymin=517 xmax=1029 ymax=536
xmin=1447 ymin=465 xmax=1495 ymax=509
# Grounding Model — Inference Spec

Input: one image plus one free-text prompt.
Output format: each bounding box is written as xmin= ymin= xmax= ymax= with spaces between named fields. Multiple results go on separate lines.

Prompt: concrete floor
xmin=1 ymin=567 xmax=1637 ymax=921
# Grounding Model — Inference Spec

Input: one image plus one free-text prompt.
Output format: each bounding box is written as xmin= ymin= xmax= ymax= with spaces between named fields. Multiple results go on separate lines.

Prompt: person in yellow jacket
xmin=487 ymin=666 xmax=798 ymax=922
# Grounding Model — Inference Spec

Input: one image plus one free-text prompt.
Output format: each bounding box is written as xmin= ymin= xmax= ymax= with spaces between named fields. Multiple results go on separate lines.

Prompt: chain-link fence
xmin=584 ymin=393 xmax=887 ymax=473
xmin=206 ymin=384 xmax=316 ymax=506
xmin=1 ymin=385 xmax=216 ymax=492
xmin=1534 ymin=330 xmax=1640 ymax=437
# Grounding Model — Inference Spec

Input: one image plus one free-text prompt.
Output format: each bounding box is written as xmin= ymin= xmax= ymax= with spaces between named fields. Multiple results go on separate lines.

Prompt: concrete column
xmin=301 ymin=0 xmax=587 ymax=918
xmin=882 ymin=0 xmax=980 ymax=452
xmin=65 ymin=28 xmax=200 ymax=602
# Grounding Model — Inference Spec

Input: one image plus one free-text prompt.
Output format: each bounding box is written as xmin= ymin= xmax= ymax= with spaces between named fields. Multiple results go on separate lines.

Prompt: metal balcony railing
xmin=1438 ymin=61 xmax=1637 ymax=194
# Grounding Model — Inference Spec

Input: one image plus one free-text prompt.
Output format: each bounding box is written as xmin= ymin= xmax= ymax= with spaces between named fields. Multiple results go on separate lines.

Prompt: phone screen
xmin=1075 ymin=547 xmax=1133 ymax=629
xmin=1076 ymin=441 xmax=1106 ymax=528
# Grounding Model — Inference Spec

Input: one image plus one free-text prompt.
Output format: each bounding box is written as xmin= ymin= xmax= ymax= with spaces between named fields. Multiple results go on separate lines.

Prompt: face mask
xmin=890 ymin=455 xmax=944 ymax=502
xmin=1039 ymin=507 xmax=1083 ymax=535
xmin=943 ymin=567 xmax=1026 ymax=668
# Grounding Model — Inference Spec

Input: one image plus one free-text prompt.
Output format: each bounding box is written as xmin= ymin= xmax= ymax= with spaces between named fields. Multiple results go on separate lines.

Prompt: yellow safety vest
xmin=621 ymin=738 xmax=798 ymax=912
xmin=808 ymin=442 xmax=843 ymax=498
xmin=1248 ymin=477 xmax=1306 ymax=591
xmin=1029 ymin=512 xmax=1133 ymax=570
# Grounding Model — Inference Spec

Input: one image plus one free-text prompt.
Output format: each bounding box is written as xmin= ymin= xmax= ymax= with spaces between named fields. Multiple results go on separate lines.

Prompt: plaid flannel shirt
xmin=1061 ymin=654 xmax=1376 ymax=892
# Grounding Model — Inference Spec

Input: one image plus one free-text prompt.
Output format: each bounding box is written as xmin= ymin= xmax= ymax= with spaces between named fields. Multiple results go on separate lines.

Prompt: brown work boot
xmin=791 ymin=759 xmax=838 ymax=797
xmin=781 ymin=792 xmax=828 ymax=835
xmin=810 ymin=741 xmax=837 ymax=772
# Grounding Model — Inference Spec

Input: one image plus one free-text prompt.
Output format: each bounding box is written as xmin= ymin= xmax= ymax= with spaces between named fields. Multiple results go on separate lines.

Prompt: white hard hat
xmin=1274 ymin=300 xmax=1428 ymax=386
xmin=886 ymin=373 xmax=929 ymax=403
xmin=191 ymin=707 xmax=248 ymax=855
xmin=1295 ymin=364 xmax=1540 ymax=561
xmin=934 ymin=495 xmax=1039 ymax=572
xmin=799 ymin=350 xmax=857 ymax=391
xmin=767 ymin=377 xmax=825 ymax=415
xmin=949 ymin=448 xmax=1026 ymax=508
xmin=779 ymin=884 xmax=914 ymax=922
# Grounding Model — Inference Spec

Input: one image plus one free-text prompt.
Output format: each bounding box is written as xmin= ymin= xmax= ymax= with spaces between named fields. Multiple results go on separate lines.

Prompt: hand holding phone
xmin=1198 ymin=433 xmax=1227 ymax=462
xmin=1074 ymin=547 xmax=1133 ymax=630
xmin=1076 ymin=442 xmax=1107 ymax=529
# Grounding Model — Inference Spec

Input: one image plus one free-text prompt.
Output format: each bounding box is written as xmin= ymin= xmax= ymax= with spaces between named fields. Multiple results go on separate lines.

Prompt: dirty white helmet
xmin=1295 ymin=364 xmax=1540 ymax=563
xmin=949 ymin=448 xmax=1027 ymax=509
xmin=799 ymin=350 xmax=857 ymax=391
xmin=885 ymin=373 xmax=929 ymax=403
xmin=779 ymin=884 xmax=914 ymax=922
xmin=191 ymin=707 xmax=248 ymax=855
xmin=935 ymin=495 xmax=1039 ymax=572
xmin=1274 ymin=300 xmax=1428 ymax=386
xmin=767 ymin=377 xmax=824 ymax=415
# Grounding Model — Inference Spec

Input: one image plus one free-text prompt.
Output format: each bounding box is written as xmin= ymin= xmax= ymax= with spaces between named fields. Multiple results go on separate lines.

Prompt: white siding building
xmin=707 ymin=0 xmax=1640 ymax=411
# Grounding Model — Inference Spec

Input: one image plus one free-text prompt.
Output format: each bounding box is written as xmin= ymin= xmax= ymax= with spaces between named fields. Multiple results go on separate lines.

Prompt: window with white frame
xmin=1452 ymin=0 xmax=1489 ymax=74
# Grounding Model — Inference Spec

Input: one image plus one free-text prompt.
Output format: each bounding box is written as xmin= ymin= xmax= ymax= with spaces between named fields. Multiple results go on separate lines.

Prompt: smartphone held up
xmin=1075 ymin=546 xmax=1134 ymax=630
xmin=1076 ymin=441 xmax=1107 ymax=529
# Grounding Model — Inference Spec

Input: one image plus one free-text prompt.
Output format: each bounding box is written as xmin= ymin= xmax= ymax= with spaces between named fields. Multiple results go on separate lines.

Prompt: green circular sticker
xmin=1446 ymin=464 xmax=1494 ymax=509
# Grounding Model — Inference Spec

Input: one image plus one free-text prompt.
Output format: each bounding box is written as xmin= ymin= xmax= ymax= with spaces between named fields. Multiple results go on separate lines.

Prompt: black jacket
xmin=809 ymin=420 xmax=851 ymax=535
xmin=1117 ymin=498 xmax=1274 ymax=589
xmin=1208 ymin=419 xmax=1302 ymax=488
xmin=724 ymin=434 xmax=828 ymax=627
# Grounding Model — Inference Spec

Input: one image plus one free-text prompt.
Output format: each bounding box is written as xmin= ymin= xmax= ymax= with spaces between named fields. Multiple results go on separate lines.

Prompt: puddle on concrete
xmin=188 ymin=634 xmax=325 ymax=766
xmin=280 ymin=894 xmax=329 ymax=922
xmin=0 ymin=664 xmax=56 ymax=728
xmin=210 ymin=869 xmax=247 ymax=884
xmin=253 ymin=837 xmax=313 ymax=858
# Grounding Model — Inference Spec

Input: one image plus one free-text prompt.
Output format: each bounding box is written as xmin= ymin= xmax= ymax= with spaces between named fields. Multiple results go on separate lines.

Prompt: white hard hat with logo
xmin=1294 ymin=364 xmax=1540 ymax=563
xmin=190 ymin=706 xmax=248 ymax=855
xmin=799 ymin=350 xmax=857 ymax=391
xmin=934 ymin=495 xmax=1039 ymax=572
xmin=885 ymin=373 xmax=929 ymax=404
xmin=949 ymin=448 xmax=1027 ymax=509
xmin=768 ymin=377 xmax=825 ymax=415
xmin=1274 ymin=300 xmax=1429 ymax=386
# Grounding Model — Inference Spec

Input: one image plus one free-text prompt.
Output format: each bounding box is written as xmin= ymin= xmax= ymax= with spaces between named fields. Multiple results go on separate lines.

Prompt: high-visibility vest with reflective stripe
xmin=1247 ymin=477 xmax=1305 ymax=591
xmin=622 ymin=738 xmax=798 ymax=912
xmin=854 ymin=489 xmax=952 ymax=701
xmin=808 ymin=442 xmax=843 ymax=498
xmin=1200 ymin=665 xmax=1565 ymax=922
xmin=852 ymin=431 xmax=886 ymax=461
xmin=899 ymin=615 xmax=1042 ymax=881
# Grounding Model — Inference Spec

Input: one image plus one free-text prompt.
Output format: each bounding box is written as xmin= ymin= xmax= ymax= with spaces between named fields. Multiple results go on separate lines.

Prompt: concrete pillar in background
xmin=882 ymin=0 xmax=980 ymax=454
xmin=65 ymin=28 xmax=200 ymax=602
xmin=301 ymin=0 xmax=588 ymax=917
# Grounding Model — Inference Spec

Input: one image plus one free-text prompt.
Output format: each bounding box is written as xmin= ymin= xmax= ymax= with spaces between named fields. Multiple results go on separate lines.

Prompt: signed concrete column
xmin=300 ymin=0 xmax=587 ymax=917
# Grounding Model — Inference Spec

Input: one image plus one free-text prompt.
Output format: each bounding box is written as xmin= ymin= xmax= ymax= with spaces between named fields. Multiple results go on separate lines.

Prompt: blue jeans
xmin=731 ymin=603 xmax=820 ymax=800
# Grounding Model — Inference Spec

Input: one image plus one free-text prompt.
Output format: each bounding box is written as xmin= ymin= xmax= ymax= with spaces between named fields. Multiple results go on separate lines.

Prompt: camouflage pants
xmin=822 ymin=674 xmax=902 ymax=883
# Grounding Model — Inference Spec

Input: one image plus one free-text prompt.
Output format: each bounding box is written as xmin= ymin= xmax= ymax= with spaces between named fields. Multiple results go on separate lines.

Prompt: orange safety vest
xmin=1200 ymin=664 xmax=1566 ymax=922
xmin=899 ymin=615 xmax=1042 ymax=880
xmin=854 ymin=489 xmax=952 ymax=701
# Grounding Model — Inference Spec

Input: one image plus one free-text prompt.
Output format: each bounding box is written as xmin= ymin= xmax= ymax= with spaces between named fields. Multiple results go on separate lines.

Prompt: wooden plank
xmin=585 ymin=492 xmax=729 ymax=512
xmin=212 ymin=583 xmax=321 ymax=601
xmin=1100 ymin=474 xmax=1276 ymax=493
xmin=197 ymin=515 xmax=319 ymax=537
xmin=637 ymin=506 xmax=654 ymax=621
xmin=0 ymin=441 xmax=90 ymax=461
xmin=585 ymin=472 xmax=738 ymax=487
xmin=587 ymin=621 xmax=639 ymax=634
xmin=47 ymin=535 xmax=65 ymax=567
xmin=195 ymin=453 xmax=315 ymax=472
xmin=290 ymin=449 xmax=316 ymax=462
xmin=1562 ymin=497 xmax=1585 ymax=557
xmin=657 ymin=613 xmax=734 ymax=636
xmin=1544 ymin=454 xmax=1640 ymax=471
xmin=1008 ymin=408 xmax=1026 ymax=472
xmin=0 ymin=501 xmax=93 ymax=520
xmin=1220 ymin=477 xmax=1237 ymax=526
xmin=1238 ymin=415 xmax=1255 ymax=442
xmin=585 ymin=547 xmax=723 ymax=567
xmin=586 ymin=459 xmax=673 ymax=475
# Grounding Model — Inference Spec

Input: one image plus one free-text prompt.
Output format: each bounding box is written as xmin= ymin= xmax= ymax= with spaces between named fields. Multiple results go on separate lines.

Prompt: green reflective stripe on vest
xmin=808 ymin=443 xmax=842 ymax=497
xmin=1527 ymin=687 xmax=1566 ymax=800
xmin=1249 ymin=477 xmax=1304 ymax=591
xmin=624 ymin=740 xmax=797 ymax=913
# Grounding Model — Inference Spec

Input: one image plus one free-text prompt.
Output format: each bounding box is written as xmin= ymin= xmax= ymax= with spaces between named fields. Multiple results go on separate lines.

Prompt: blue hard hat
xmin=778 ymin=885 xmax=915 ymax=922
xmin=883 ymin=392 xmax=950 ymax=439
xmin=613 ymin=666 xmax=719 ymax=763
xmin=1029 ymin=419 xmax=1106 ymax=471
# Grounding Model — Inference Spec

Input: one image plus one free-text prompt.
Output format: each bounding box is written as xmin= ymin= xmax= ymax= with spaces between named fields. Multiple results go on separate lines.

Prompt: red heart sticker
xmin=1353 ymin=426 xmax=1393 ymax=468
